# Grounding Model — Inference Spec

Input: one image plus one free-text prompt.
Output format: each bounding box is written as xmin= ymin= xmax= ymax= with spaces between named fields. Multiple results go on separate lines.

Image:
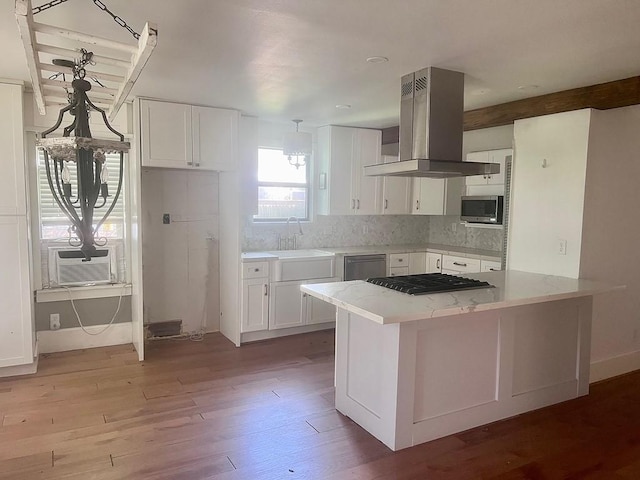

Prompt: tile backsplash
xmin=243 ymin=215 xmax=430 ymax=251
xmin=243 ymin=214 xmax=503 ymax=253
xmin=428 ymin=216 xmax=503 ymax=251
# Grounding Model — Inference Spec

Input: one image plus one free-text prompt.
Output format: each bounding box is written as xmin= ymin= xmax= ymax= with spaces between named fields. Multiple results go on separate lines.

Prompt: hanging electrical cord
xmin=64 ymin=283 xmax=128 ymax=336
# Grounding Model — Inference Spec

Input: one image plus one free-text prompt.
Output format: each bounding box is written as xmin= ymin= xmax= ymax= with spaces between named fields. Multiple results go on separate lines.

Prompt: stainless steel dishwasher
xmin=343 ymin=254 xmax=387 ymax=281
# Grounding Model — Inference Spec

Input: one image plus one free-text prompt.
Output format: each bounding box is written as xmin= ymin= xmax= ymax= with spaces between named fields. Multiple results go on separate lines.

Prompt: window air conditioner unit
xmin=48 ymin=247 xmax=116 ymax=287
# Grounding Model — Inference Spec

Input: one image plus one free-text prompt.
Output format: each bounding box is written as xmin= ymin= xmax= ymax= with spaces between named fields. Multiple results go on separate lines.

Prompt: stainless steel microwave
xmin=460 ymin=195 xmax=504 ymax=224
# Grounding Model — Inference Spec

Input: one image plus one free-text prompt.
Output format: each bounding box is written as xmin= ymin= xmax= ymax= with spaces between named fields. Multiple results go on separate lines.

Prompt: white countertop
xmin=242 ymin=244 xmax=501 ymax=262
xmin=300 ymin=270 xmax=621 ymax=325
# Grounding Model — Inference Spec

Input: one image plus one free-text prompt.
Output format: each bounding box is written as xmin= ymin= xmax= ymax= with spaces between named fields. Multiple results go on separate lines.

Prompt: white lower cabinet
xmin=389 ymin=252 xmax=427 ymax=276
xmin=269 ymin=277 xmax=339 ymax=330
xmin=241 ymin=278 xmax=269 ymax=333
xmin=409 ymin=252 xmax=427 ymax=274
xmin=441 ymin=255 xmax=481 ymax=274
xmin=426 ymin=252 xmax=442 ymax=273
xmin=241 ymin=262 xmax=269 ymax=333
xmin=480 ymin=259 xmax=502 ymax=272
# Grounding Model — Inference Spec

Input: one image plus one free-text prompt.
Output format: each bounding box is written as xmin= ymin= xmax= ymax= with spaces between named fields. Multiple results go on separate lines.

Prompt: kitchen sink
xmin=267 ymin=250 xmax=336 ymax=281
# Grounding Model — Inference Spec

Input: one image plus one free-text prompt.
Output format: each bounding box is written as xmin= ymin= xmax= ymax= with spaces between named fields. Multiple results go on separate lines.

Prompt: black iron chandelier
xmin=37 ymin=53 xmax=129 ymax=261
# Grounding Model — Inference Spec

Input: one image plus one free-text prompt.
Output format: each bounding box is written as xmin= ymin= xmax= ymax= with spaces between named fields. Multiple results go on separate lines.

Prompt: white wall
xmin=580 ymin=106 xmax=640 ymax=371
xmin=507 ymin=106 xmax=640 ymax=380
xmin=508 ymin=110 xmax=591 ymax=278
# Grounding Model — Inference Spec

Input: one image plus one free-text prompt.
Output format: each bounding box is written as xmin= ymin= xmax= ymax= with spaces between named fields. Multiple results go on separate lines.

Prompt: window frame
xmin=253 ymin=147 xmax=311 ymax=223
xmin=36 ymin=149 xmax=126 ymax=242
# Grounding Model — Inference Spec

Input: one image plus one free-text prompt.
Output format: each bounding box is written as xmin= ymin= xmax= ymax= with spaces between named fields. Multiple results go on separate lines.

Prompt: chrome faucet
xmin=278 ymin=216 xmax=304 ymax=250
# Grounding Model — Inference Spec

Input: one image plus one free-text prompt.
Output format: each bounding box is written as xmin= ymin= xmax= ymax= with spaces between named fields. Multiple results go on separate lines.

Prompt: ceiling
xmin=2 ymin=0 xmax=640 ymax=128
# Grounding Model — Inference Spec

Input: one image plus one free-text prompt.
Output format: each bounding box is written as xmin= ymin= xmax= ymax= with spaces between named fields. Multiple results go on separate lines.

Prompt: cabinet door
xmin=382 ymin=177 xmax=410 ymax=214
xmin=326 ymin=126 xmax=356 ymax=215
xmin=409 ymin=252 xmax=427 ymax=274
xmin=140 ymin=100 xmax=192 ymax=168
xmin=192 ymin=106 xmax=239 ymax=171
xmin=426 ymin=252 xmax=442 ymax=273
xmin=480 ymin=260 xmax=502 ymax=272
xmin=389 ymin=266 xmax=409 ymax=277
xmin=487 ymin=149 xmax=511 ymax=185
xmin=302 ymin=277 xmax=339 ymax=325
xmin=352 ymin=129 xmax=382 ymax=215
xmin=241 ymin=278 xmax=269 ymax=333
xmin=465 ymin=151 xmax=490 ymax=186
xmin=0 ymin=216 xmax=34 ymax=368
xmin=0 ymin=84 xmax=26 ymax=216
xmin=269 ymin=281 xmax=305 ymax=330
xmin=412 ymin=178 xmax=445 ymax=215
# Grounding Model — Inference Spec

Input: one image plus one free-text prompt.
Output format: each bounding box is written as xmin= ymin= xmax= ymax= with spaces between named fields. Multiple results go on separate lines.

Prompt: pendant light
xmin=283 ymin=119 xmax=312 ymax=169
xmin=37 ymin=54 xmax=130 ymax=261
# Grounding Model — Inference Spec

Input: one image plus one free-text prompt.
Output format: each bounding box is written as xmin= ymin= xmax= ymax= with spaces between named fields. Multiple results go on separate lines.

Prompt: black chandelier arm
xmin=44 ymin=157 xmax=81 ymax=229
xmin=41 ymin=102 xmax=75 ymax=138
xmin=85 ymin=97 xmax=125 ymax=141
xmin=63 ymin=117 xmax=77 ymax=137
xmin=53 ymin=158 xmax=83 ymax=226
xmin=93 ymin=153 xmax=124 ymax=233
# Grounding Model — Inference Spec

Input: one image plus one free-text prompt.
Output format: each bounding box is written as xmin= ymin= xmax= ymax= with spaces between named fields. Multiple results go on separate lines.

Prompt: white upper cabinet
xmin=139 ymin=99 xmax=238 ymax=171
xmin=0 ymin=83 xmax=26 ymax=216
xmin=140 ymin=100 xmax=193 ymax=168
xmin=192 ymin=106 xmax=238 ymax=171
xmin=411 ymin=177 xmax=463 ymax=215
xmin=465 ymin=149 xmax=512 ymax=187
xmin=380 ymin=155 xmax=411 ymax=215
xmin=316 ymin=126 xmax=382 ymax=215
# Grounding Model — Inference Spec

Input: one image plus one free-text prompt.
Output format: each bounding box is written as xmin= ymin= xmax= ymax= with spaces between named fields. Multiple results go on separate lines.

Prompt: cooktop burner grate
xmin=366 ymin=273 xmax=494 ymax=295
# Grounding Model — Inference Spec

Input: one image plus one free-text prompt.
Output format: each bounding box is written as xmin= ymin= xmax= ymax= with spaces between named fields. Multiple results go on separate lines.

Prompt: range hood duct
xmin=365 ymin=67 xmax=500 ymax=178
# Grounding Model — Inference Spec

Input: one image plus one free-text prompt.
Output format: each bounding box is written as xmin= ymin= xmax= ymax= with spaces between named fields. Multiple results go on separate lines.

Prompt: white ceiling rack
xmin=15 ymin=0 xmax=157 ymax=121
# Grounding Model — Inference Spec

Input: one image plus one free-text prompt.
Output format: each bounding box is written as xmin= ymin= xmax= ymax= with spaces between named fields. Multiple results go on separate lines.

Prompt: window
xmin=37 ymin=150 xmax=125 ymax=241
xmin=254 ymin=148 xmax=309 ymax=221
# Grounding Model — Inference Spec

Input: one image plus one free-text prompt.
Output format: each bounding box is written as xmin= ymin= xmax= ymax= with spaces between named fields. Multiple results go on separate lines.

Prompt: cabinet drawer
xmin=441 ymin=255 xmax=481 ymax=273
xmin=480 ymin=260 xmax=502 ymax=272
xmin=389 ymin=266 xmax=409 ymax=277
xmin=389 ymin=253 xmax=409 ymax=267
xmin=242 ymin=262 xmax=269 ymax=279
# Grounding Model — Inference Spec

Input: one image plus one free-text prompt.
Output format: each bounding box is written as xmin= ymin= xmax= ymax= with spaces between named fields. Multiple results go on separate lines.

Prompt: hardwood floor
xmin=1 ymin=330 xmax=639 ymax=479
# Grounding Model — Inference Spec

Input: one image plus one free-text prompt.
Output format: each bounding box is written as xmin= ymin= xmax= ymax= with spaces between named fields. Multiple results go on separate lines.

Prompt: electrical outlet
xmin=162 ymin=213 xmax=171 ymax=224
xmin=451 ymin=223 xmax=457 ymax=233
xmin=558 ymin=239 xmax=567 ymax=255
xmin=50 ymin=313 xmax=61 ymax=330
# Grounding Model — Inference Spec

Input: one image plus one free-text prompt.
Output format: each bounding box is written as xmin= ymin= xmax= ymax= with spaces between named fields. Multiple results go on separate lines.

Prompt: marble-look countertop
xmin=242 ymin=244 xmax=500 ymax=262
xmin=300 ymin=270 xmax=621 ymax=325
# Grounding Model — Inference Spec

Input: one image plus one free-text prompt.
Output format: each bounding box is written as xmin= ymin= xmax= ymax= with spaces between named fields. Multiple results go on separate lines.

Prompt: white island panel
xmin=306 ymin=270 xmax=608 ymax=451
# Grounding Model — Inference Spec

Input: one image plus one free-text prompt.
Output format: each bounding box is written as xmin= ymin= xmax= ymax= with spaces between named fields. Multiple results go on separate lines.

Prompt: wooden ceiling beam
xmin=382 ymin=76 xmax=640 ymax=144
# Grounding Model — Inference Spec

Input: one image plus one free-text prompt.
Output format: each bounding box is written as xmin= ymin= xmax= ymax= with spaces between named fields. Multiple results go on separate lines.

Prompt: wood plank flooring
xmin=1 ymin=330 xmax=640 ymax=479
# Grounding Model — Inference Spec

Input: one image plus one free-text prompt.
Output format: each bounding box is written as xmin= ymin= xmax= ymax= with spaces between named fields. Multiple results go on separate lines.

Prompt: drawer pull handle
xmin=489 ymin=268 xmax=498 ymax=271
xmin=254 ymin=268 xmax=260 ymax=272
xmin=436 ymin=259 xmax=440 ymax=269
xmin=264 ymin=285 xmax=268 ymax=296
xmin=453 ymin=262 xmax=467 ymax=267
xmin=398 ymin=258 xmax=403 ymax=262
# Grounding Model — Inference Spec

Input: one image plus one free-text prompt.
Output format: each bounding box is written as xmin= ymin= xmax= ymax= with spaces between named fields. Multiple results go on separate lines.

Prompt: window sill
xmin=36 ymin=283 xmax=132 ymax=303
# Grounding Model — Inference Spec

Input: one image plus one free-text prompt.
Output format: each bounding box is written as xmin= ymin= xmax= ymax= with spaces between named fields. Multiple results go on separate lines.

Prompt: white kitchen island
xmin=301 ymin=270 xmax=619 ymax=451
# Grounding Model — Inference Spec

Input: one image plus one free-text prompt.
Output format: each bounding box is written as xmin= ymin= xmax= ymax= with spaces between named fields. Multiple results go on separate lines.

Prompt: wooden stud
xmin=35 ymin=43 xmax=130 ymax=70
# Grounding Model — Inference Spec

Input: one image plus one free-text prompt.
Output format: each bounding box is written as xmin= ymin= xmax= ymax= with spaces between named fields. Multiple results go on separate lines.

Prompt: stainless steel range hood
xmin=365 ymin=67 xmax=499 ymax=178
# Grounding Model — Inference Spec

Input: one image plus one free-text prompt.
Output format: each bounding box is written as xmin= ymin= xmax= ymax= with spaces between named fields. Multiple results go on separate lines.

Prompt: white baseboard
xmin=37 ymin=322 xmax=132 ymax=354
xmin=590 ymin=350 xmax=640 ymax=383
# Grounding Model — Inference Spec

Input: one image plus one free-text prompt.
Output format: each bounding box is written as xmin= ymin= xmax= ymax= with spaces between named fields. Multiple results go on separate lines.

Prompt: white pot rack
xmin=15 ymin=0 xmax=157 ymax=121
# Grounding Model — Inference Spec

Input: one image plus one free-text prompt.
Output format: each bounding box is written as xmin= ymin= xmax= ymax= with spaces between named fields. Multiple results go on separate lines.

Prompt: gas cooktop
xmin=366 ymin=273 xmax=494 ymax=295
